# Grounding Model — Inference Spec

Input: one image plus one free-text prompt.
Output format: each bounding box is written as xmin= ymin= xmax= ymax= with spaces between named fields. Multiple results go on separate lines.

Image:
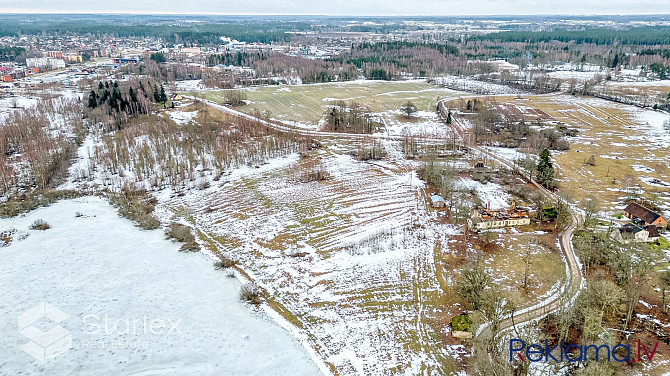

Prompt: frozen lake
xmin=0 ymin=196 xmax=321 ymax=375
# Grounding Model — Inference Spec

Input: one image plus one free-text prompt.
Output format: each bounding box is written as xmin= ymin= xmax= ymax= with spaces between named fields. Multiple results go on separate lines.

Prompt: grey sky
xmin=1 ymin=0 xmax=669 ymax=15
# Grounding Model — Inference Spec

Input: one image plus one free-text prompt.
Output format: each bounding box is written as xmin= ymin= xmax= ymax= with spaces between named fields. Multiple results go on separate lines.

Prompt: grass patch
xmin=240 ymin=282 xmax=263 ymax=305
xmin=29 ymin=219 xmax=50 ymax=231
xmin=198 ymin=81 xmax=460 ymax=125
xmin=652 ymin=236 xmax=670 ymax=251
xmin=165 ymin=224 xmax=199 ymax=252
xmin=0 ymin=189 xmax=81 ymax=218
xmin=108 ymin=188 xmax=160 ymax=230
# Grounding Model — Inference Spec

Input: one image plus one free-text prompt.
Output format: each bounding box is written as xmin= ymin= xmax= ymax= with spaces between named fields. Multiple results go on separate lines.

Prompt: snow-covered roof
xmin=430 ymin=195 xmax=446 ymax=203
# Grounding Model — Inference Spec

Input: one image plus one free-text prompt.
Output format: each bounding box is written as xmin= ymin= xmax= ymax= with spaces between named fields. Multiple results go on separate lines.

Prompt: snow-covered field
xmin=0 ymin=95 xmax=39 ymax=124
xmin=380 ymin=109 xmax=451 ymax=137
xmin=158 ymin=144 xmax=464 ymax=375
xmin=168 ymin=109 xmax=199 ymax=125
xmin=458 ymin=178 xmax=511 ymax=210
xmin=0 ymin=197 xmax=321 ymax=375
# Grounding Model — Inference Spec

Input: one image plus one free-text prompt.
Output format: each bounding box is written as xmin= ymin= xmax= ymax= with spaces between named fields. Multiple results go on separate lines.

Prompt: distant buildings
xmin=112 ymin=57 xmax=139 ymax=64
xmin=26 ymin=57 xmax=66 ymax=69
xmin=469 ymin=201 xmax=531 ymax=231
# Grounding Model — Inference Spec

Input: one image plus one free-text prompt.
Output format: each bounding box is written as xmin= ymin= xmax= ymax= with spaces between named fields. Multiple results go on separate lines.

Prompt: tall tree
xmin=536 ymin=148 xmax=555 ymax=188
xmin=457 ymin=259 xmax=490 ymax=311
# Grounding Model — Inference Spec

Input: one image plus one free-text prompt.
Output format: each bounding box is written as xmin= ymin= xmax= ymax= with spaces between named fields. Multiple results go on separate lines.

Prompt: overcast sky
xmin=1 ymin=0 xmax=669 ymax=16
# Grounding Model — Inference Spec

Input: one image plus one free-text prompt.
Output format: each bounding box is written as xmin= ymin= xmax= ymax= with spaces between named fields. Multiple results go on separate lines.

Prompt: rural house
xmin=469 ymin=201 xmax=530 ymax=231
xmin=624 ymin=203 xmax=667 ymax=231
xmin=614 ymin=223 xmax=651 ymax=243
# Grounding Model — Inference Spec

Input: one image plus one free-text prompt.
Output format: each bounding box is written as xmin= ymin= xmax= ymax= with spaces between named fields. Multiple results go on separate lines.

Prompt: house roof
xmin=644 ymin=225 xmax=660 ymax=238
xmin=620 ymin=223 xmax=644 ymax=234
xmin=430 ymin=195 xmax=445 ymax=203
xmin=624 ymin=203 xmax=662 ymax=224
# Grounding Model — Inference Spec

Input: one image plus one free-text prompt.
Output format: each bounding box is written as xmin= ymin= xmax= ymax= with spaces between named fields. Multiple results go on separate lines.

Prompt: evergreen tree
xmin=446 ymin=110 xmax=452 ymax=124
xmin=98 ymin=82 xmax=104 ymax=90
xmin=87 ymin=90 xmax=98 ymax=109
xmin=153 ymin=85 xmax=160 ymax=103
xmin=159 ymin=85 xmax=167 ymax=104
xmin=129 ymin=87 xmax=137 ymax=103
xmin=401 ymin=101 xmax=417 ymax=118
xmin=536 ymin=148 xmax=555 ymax=188
xmin=611 ymin=53 xmax=619 ymax=68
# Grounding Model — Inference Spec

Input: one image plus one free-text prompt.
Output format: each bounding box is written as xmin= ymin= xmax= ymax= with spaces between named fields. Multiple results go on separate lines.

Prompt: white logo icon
xmin=18 ymin=302 xmax=71 ymax=362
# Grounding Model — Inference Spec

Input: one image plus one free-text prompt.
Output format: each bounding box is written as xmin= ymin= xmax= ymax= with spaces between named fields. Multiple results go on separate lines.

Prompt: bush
xmin=0 ymin=190 xmax=81 ymax=218
xmin=300 ymin=167 xmax=330 ymax=183
xmin=165 ymin=224 xmax=199 ymax=252
xmin=109 ymin=188 xmax=160 ymax=230
xmin=451 ymin=314 xmax=473 ymax=332
xmin=223 ymin=90 xmax=247 ymax=106
xmin=214 ymin=256 xmax=237 ymax=269
xmin=29 ymin=219 xmax=50 ymax=231
xmin=239 ymin=282 xmax=263 ymax=305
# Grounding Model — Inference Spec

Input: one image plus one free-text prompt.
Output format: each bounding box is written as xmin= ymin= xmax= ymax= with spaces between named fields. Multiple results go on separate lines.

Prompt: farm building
xmin=646 ymin=225 xmax=660 ymax=243
xmin=624 ymin=203 xmax=667 ymax=231
xmin=469 ymin=201 xmax=530 ymax=231
xmin=613 ymin=223 xmax=660 ymax=244
xmin=430 ymin=195 xmax=446 ymax=208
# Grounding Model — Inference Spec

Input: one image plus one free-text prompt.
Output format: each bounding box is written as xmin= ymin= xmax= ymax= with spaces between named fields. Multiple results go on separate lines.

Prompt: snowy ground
xmin=0 ymin=197 xmax=321 ymax=376
xmin=458 ymin=178 xmax=511 ymax=210
xmin=158 ymin=143 xmax=464 ymax=375
xmin=168 ymin=109 xmax=199 ymax=125
xmin=0 ymin=95 xmax=39 ymax=124
xmin=380 ymin=109 xmax=452 ymax=137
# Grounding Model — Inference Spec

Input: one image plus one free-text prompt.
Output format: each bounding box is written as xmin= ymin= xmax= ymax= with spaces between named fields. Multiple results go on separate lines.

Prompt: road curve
xmin=436 ymin=99 xmax=584 ymax=339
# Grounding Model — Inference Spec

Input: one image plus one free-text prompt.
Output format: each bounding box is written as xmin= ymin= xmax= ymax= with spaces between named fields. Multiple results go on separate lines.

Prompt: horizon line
xmin=1 ymin=11 xmax=670 ymax=17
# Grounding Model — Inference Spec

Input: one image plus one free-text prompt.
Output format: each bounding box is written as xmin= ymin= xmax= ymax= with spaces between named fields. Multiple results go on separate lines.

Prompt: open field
xmin=600 ymin=80 xmax=670 ymax=106
xmin=157 ymin=140 xmax=464 ymax=375
xmin=456 ymin=94 xmax=670 ymax=220
xmin=147 ymin=102 xmax=566 ymax=375
xmin=194 ymin=80 xmax=463 ymax=134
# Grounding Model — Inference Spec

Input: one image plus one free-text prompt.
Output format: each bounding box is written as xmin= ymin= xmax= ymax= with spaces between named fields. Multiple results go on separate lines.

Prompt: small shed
xmin=430 ymin=195 xmax=446 ymax=208
xmin=645 ymin=225 xmax=660 ymax=243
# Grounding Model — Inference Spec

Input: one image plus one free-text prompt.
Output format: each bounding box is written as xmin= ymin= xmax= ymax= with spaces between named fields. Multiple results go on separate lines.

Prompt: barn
xmin=624 ymin=203 xmax=667 ymax=231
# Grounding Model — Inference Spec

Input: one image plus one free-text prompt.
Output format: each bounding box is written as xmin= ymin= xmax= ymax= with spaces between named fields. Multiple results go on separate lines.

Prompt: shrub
xmin=165 ymin=224 xmax=199 ymax=252
xmin=239 ymin=282 xmax=263 ymax=305
xmin=109 ymin=188 xmax=160 ymax=230
xmin=0 ymin=189 xmax=81 ymax=218
xmin=451 ymin=314 xmax=473 ymax=332
xmin=30 ymin=219 xmax=50 ymax=231
xmin=300 ymin=167 xmax=330 ymax=183
xmin=223 ymin=90 xmax=247 ymax=106
xmin=214 ymin=256 xmax=237 ymax=269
